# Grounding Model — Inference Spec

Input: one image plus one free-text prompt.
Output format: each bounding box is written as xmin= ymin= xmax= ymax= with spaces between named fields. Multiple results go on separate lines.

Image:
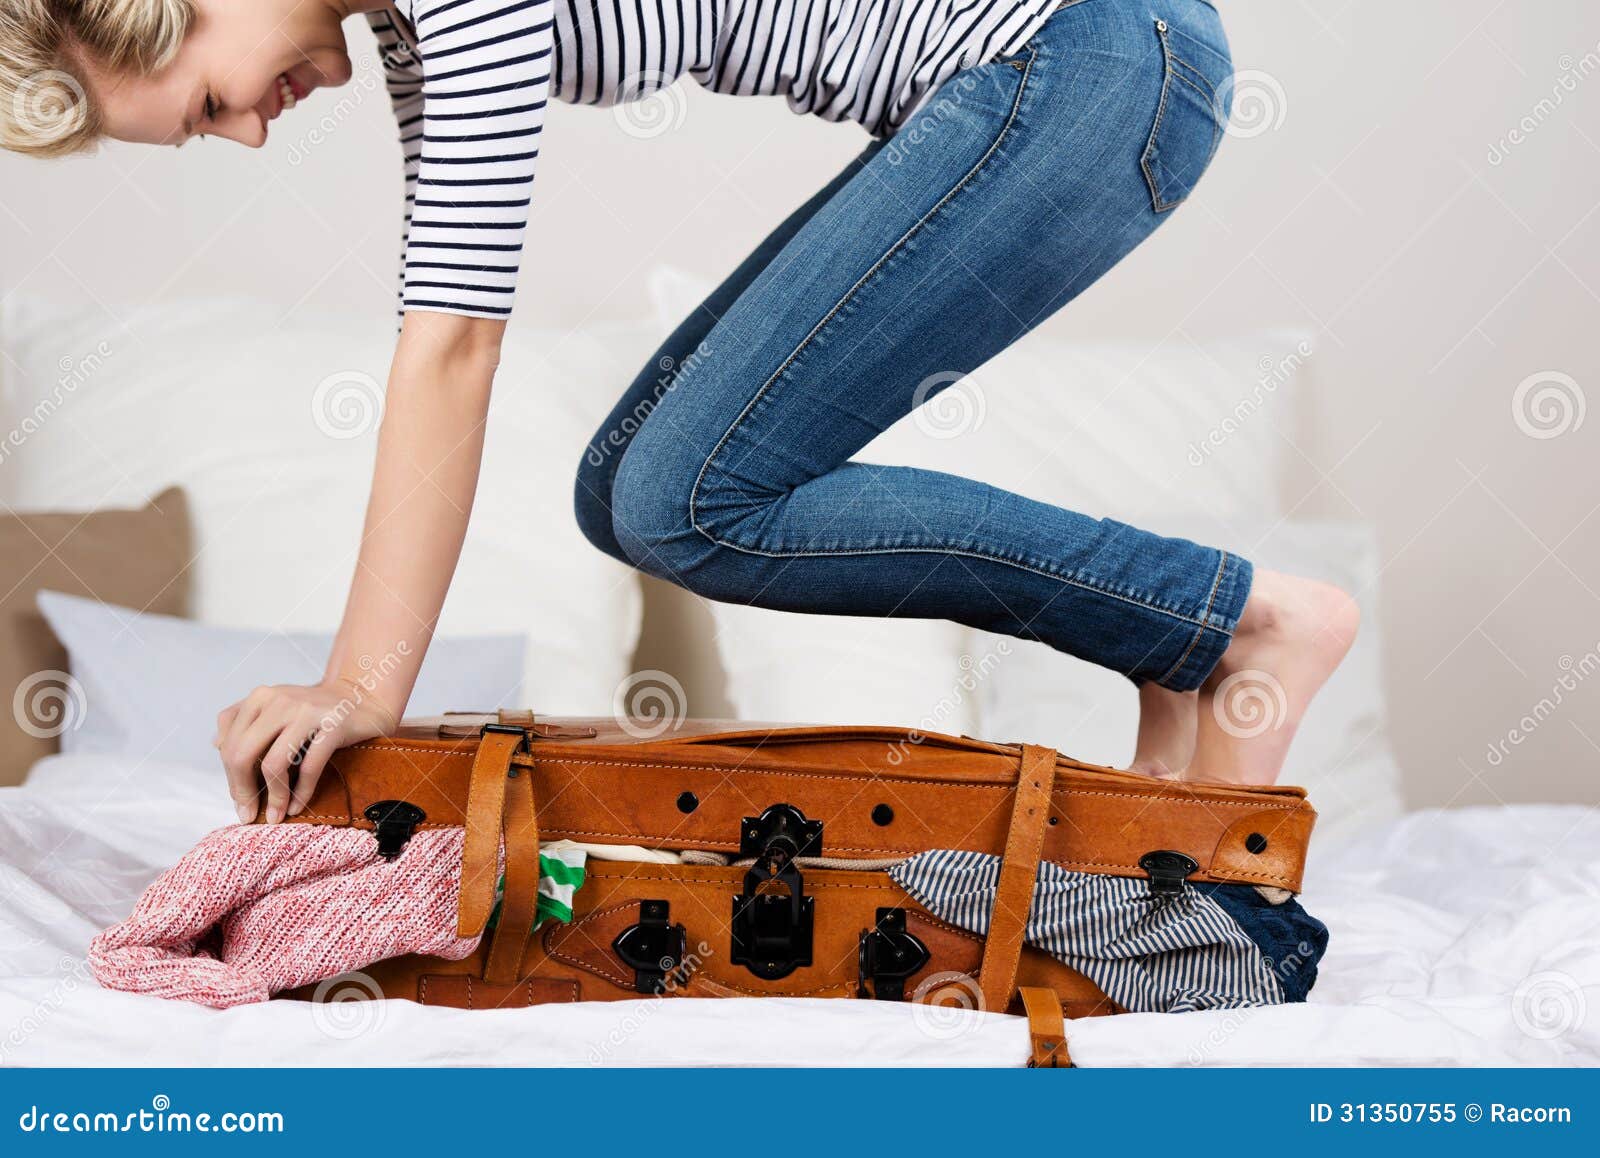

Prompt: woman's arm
xmin=216 ymin=313 xmax=506 ymax=824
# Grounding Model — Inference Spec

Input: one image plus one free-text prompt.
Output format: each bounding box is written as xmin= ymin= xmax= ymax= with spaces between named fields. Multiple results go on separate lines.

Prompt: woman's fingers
xmin=289 ymin=726 xmax=340 ymax=817
xmin=260 ymin=715 xmax=317 ymax=824
xmin=221 ymin=701 xmax=288 ymax=824
xmin=219 ymin=690 xmax=266 ymax=767
xmin=217 ymin=684 xmax=395 ymax=824
xmin=215 ymin=704 xmax=240 ymax=749
xmin=220 ymin=699 xmax=265 ymax=823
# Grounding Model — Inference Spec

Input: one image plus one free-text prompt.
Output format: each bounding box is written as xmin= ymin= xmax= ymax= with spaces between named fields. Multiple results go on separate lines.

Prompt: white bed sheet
xmin=2 ymin=754 xmax=1595 ymax=1067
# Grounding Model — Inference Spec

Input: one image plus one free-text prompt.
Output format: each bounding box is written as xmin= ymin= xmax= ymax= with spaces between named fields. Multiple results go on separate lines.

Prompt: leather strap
xmin=438 ymin=711 xmax=597 ymax=741
xmin=483 ymin=764 xmax=541 ymax=985
xmin=1019 ymin=986 xmax=1071 ymax=1067
xmin=979 ymin=744 xmax=1058 ymax=1014
xmin=456 ymin=728 xmax=525 ymax=938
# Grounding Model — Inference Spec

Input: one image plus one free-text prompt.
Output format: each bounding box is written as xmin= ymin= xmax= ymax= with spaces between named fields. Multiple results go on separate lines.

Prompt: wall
xmin=3 ymin=1 xmax=1598 ymax=807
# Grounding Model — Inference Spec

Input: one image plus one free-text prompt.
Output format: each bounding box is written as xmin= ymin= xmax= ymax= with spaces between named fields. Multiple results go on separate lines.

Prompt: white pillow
xmin=37 ymin=590 xmax=525 ymax=770
xmin=974 ymin=519 xmax=1404 ymax=847
xmin=0 ymin=294 xmax=649 ymax=714
xmin=709 ymin=607 xmax=981 ymax=735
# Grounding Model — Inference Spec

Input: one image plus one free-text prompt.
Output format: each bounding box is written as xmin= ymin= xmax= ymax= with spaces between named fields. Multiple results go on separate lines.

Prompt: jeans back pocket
xmin=1141 ymin=16 xmax=1232 ymax=213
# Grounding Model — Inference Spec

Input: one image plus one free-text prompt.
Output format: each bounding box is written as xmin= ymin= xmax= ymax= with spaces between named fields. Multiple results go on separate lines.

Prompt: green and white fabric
xmin=487 ymin=845 xmax=586 ymax=931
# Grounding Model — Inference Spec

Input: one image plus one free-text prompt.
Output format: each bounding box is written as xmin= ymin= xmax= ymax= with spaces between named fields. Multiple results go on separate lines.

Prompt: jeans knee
xmin=572 ymin=444 xmax=629 ymax=564
xmin=608 ymin=440 xmax=702 ymax=579
xmin=610 ymin=440 xmax=774 ymax=596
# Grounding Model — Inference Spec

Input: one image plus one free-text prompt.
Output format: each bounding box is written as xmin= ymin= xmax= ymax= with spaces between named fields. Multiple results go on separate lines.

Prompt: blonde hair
xmin=1 ymin=0 xmax=196 ymax=157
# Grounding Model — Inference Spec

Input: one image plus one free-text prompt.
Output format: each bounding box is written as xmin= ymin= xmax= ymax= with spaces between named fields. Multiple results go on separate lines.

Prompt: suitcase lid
xmin=288 ymin=712 xmax=1316 ymax=894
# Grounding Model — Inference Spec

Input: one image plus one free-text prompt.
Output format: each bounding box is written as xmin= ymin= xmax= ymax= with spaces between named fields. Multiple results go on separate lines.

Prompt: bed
xmin=1 ymin=752 xmax=1593 ymax=1066
xmin=1 ymin=289 xmax=1593 ymax=1066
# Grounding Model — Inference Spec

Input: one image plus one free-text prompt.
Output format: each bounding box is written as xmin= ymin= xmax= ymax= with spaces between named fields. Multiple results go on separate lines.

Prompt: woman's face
xmin=79 ymin=0 xmax=358 ymax=148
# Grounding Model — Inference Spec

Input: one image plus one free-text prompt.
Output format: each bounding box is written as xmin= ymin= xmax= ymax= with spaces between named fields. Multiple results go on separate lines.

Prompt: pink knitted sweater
xmin=88 ymin=824 xmax=480 ymax=1008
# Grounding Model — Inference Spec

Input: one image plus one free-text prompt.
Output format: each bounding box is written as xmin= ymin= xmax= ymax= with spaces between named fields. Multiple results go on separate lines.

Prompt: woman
xmin=3 ymin=0 xmax=1357 ymax=823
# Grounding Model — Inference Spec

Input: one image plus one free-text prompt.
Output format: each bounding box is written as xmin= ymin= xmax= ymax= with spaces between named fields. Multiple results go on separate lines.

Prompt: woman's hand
xmin=214 ymin=312 xmax=506 ymax=825
xmin=216 ymin=681 xmax=397 ymax=824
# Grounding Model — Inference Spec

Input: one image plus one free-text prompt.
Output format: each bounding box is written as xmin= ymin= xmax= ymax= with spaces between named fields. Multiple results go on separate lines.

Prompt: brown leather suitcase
xmin=278 ymin=711 xmax=1317 ymax=1065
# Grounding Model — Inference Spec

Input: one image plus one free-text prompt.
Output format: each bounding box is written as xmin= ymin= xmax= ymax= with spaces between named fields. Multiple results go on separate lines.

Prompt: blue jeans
xmin=575 ymin=0 xmax=1248 ymax=692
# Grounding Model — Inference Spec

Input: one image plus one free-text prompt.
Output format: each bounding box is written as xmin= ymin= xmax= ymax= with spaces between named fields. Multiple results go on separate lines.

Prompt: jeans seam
xmin=687 ymin=46 xmax=1038 ymax=558
xmin=1160 ymin=16 xmax=1232 ymax=72
xmin=1168 ymin=67 xmax=1224 ymax=164
xmin=699 ymin=540 xmax=1228 ymax=633
xmin=1168 ymin=61 xmax=1216 ymax=109
xmin=1156 ymin=549 xmax=1230 ymax=685
xmin=1141 ymin=22 xmax=1180 ymax=212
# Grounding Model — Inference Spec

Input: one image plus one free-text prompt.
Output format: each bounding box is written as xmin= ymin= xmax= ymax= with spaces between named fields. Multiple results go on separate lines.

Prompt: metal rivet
xmin=676 ymin=791 xmax=699 ymax=814
xmin=871 ymin=804 xmax=894 ymax=826
xmin=1245 ymin=832 xmax=1268 ymax=854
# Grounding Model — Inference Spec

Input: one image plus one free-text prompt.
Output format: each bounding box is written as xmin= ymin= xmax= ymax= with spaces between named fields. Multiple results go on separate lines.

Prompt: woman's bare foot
xmin=1129 ymin=683 xmax=1198 ymax=779
xmin=1188 ymin=569 xmax=1360 ymax=786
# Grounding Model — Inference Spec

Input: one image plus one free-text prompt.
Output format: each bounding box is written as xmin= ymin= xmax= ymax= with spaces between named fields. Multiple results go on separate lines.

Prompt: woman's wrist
xmin=324 ymin=668 xmax=405 ymax=733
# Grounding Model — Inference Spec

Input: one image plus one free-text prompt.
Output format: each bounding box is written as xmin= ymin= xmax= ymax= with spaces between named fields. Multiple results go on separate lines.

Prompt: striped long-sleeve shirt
xmin=367 ymin=0 xmax=1062 ymax=320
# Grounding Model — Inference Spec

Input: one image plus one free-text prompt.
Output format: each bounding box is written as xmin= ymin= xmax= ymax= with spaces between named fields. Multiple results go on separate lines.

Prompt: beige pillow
xmin=0 ymin=487 xmax=192 ymax=785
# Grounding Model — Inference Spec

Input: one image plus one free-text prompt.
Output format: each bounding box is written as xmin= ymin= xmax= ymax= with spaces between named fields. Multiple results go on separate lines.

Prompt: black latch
xmin=738 ymin=803 xmax=823 ymax=861
xmin=612 ymin=900 xmax=687 ymax=994
xmin=1138 ymin=849 xmax=1199 ymax=897
xmin=365 ymin=800 xmax=426 ymax=861
xmin=857 ymin=908 xmax=930 ymax=1000
xmin=730 ymin=803 xmax=820 ymax=981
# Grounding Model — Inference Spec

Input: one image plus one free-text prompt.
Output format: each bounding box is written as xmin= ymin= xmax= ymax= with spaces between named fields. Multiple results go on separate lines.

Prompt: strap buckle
xmin=481 ymin=721 xmax=532 ymax=751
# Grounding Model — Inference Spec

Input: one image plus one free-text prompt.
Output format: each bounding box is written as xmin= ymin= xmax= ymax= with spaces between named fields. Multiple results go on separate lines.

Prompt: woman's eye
xmin=204 ymin=93 xmax=219 ymax=121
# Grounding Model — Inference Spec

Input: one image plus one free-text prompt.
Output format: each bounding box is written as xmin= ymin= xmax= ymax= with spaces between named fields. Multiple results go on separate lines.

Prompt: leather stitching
xmin=980 ymin=748 xmax=1056 ymax=1010
xmin=550 ymin=897 xmax=989 ymax=997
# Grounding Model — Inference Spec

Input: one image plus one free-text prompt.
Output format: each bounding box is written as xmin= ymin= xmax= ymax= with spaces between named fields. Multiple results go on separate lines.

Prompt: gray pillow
xmin=36 ymin=590 xmax=525 ymax=770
